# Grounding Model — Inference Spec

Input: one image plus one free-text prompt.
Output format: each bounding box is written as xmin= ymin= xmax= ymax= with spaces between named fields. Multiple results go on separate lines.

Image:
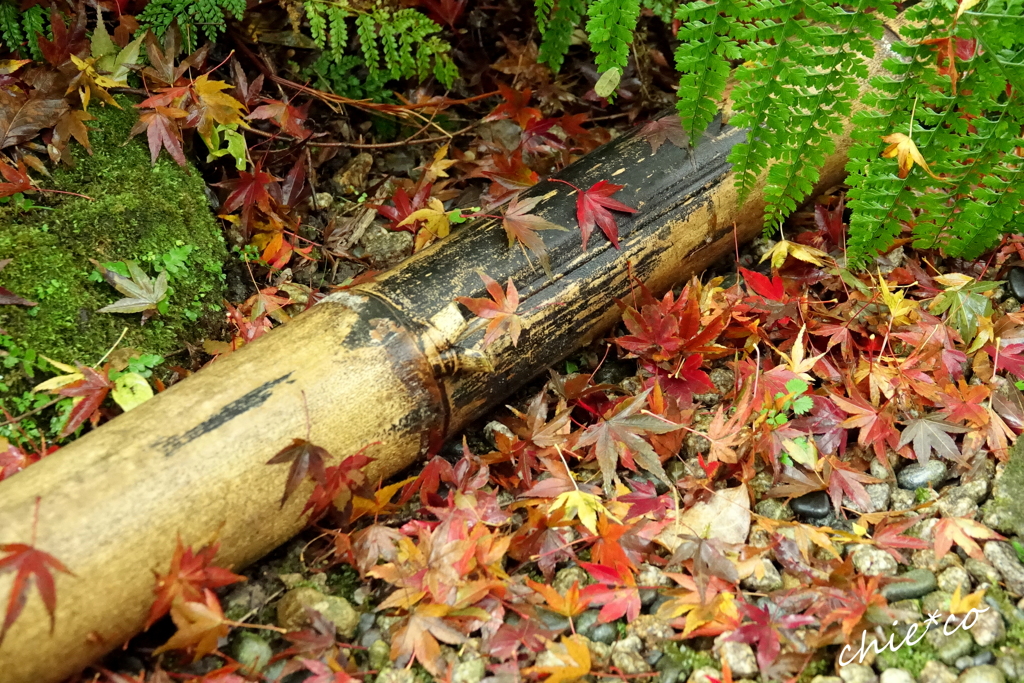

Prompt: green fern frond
xmin=673 ymin=0 xmax=745 ymax=142
xmin=586 ymin=0 xmax=641 ymax=74
xmin=137 ymin=0 xmax=246 ymax=50
xmin=537 ymin=0 xmax=586 ymax=72
xmin=303 ymin=0 xmax=457 ymax=96
xmin=0 ymin=1 xmax=48 ymax=61
xmin=845 ymin=0 xmax=1024 ymax=266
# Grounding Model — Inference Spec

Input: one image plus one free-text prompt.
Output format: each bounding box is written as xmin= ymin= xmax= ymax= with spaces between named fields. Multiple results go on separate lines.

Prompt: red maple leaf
xmin=485 ymin=83 xmax=542 ymax=129
xmin=267 ymin=438 xmax=332 ymax=507
xmin=147 ymin=537 xmax=245 ymax=628
xmin=739 ymin=267 xmax=786 ymax=302
xmin=0 ymin=500 xmax=74 ymax=646
xmin=216 ymin=161 xmax=280 ymax=215
xmin=479 ymin=150 xmax=539 ymax=191
xmin=501 ymin=194 xmax=567 ymax=276
xmin=579 ymin=562 xmax=642 ymax=623
xmin=303 ymin=447 xmax=373 ymax=519
xmin=57 ymin=364 xmax=115 ymax=437
xmin=830 ymin=385 xmax=900 ymax=463
xmin=553 ymin=179 xmax=637 ymax=250
xmin=727 ymin=602 xmax=815 ymax=675
xmin=871 ymin=515 xmax=929 ymax=563
xmin=248 ymin=99 xmax=311 ymax=139
xmin=0 ymin=159 xmax=34 ymax=198
xmin=373 ymin=183 xmax=434 ymax=231
xmin=824 ymin=456 xmax=880 ymax=514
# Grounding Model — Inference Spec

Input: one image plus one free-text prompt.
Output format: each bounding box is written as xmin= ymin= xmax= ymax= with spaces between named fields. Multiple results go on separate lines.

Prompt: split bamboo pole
xmin=0 ymin=20 xmax=906 ymax=681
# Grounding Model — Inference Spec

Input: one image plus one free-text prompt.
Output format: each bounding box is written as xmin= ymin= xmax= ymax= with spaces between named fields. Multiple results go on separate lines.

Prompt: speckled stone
xmin=879 ymin=669 xmax=915 ymax=683
xmin=955 ymin=664 xmax=1005 ymax=683
xmin=937 ymin=565 xmax=972 ymax=593
xmin=984 ymin=542 xmax=1024 ymax=596
xmin=919 ymin=660 xmax=958 ymax=683
xmin=852 ymin=545 xmax=899 ymax=577
xmin=839 ymin=663 xmax=878 ymax=683
xmin=968 ymin=608 xmax=1005 ymax=647
xmin=717 ymin=641 xmax=758 ymax=679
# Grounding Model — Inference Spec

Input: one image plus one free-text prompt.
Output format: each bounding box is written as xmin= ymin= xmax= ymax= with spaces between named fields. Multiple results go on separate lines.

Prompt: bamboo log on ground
xmin=0 ymin=22 xmax=906 ymax=681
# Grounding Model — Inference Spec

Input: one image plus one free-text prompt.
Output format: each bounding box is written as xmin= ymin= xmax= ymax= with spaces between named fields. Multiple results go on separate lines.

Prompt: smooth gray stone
xmin=898 ymin=460 xmax=948 ymax=490
xmin=791 ymin=491 xmax=831 ymax=518
xmin=882 ymin=568 xmax=937 ymax=601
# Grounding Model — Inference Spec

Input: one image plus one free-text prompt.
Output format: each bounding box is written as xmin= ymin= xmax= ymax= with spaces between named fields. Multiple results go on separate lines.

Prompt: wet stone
xmin=1008 ymin=266 xmax=1024 ymax=300
xmin=882 ymin=569 xmax=937 ymax=601
xmin=575 ymin=609 xmax=600 ymax=636
xmin=590 ymin=622 xmax=618 ymax=645
xmin=898 ymin=461 xmax=948 ymax=490
xmin=791 ymin=491 xmax=831 ymax=519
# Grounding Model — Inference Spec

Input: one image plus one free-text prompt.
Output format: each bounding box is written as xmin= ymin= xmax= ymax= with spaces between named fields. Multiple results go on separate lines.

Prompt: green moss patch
xmin=0 ymin=97 xmax=227 ymax=375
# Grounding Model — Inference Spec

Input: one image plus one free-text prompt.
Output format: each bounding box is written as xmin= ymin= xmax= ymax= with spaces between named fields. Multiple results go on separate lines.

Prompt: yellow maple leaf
xmin=777 ymin=325 xmax=826 ymax=380
xmin=69 ymin=55 xmax=121 ymax=110
xmin=877 ymin=270 xmax=918 ymax=326
xmin=420 ymin=144 xmax=458 ymax=184
xmin=33 ymin=356 xmax=84 ymax=393
xmin=522 ymin=635 xmax=591 ymax=683
xmin=192 ymin=74 xmax=247 ymax=146
xmin=759 ymin=239 xmax=828 ymax=270
xmin=398 ymin=197 xmax=452 ymax=251
xmin=949 ymin=582 xmax=986 ymax=615
xmin=881 ymin=133 xmax=943 ymax=180
xmin=549 ymin=489 xmax=613 ymax=535
xmin=957 ymin=0 xmax=983 ymax=19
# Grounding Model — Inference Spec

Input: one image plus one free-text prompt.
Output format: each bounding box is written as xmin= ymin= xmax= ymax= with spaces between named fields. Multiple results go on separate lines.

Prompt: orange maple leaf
xmin=526 ymin=578 xmax=590 ymax=619
xmin=456 ymin=272 xmax=523 ymax=348
xmin=154 ymin=589 xmax=231 ymax=661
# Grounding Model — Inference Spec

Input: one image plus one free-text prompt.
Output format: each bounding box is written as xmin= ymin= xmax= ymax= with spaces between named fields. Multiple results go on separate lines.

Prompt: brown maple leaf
xmin=501 ymin=194 xmax=567 ymax=277
xmin=266 ymin=438 xmax=332 ymax=507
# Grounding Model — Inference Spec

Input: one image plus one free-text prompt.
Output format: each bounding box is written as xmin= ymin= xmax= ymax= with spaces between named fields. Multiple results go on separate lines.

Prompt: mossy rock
xmin=983 ymin=437 xmax=1024 ymax=536
xmin=0 ymin=97 xmax=227 ymax=377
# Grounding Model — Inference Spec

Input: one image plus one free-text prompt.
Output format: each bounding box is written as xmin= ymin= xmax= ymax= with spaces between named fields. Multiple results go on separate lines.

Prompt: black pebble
xmin=791 ymin=491 xmax=831 ymax=519
xmin=1010 ymin=267 xmax=1024 ymax=300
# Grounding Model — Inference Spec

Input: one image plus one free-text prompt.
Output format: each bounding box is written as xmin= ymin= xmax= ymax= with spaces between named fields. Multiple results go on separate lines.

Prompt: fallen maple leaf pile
xmin=8 ymin=202 xmax=1011 ymax=683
